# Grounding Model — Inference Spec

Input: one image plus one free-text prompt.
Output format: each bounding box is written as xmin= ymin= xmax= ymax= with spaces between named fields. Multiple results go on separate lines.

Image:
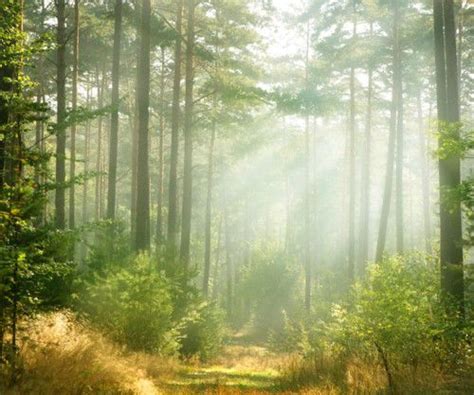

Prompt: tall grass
xmin=279 ymin=352 xmax=473 ymax=394
xmin=1 ymin=311 xmax=180 ymax=394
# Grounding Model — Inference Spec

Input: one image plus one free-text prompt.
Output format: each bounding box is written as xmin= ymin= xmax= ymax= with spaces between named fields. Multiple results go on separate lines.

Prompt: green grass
xmin=162 ymin=365 xmax=281 ymax=393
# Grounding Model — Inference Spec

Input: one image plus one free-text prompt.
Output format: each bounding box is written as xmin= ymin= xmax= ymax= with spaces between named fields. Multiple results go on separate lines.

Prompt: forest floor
xmin=158 ymin=331 xmax=292 ymax=394
xmin=3 ymin=313 xmax=299 ymax=395
xmin=161 ymin=346 xmax=280 ymax=393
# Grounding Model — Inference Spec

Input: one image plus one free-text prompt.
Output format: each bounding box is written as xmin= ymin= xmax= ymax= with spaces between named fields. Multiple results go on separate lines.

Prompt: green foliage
xmin=268 ymin=311 xmax=310 ymax=354
xmin=324 ymin=254 xmax=470 ymax=384
xmin=435 ymin=121 xmax=474 ymax=160
xmin=83 ymin=220 xmax=133 ymax=274
xmin=179 ymin=301 xmax=226 ymax=361
xmin=238 ymin=244 xmax=299 ymax=336
xmin=77 ymin=254 xmax=179 ymax=354
xmin=77 ymin=252 xmax=225 ymax=359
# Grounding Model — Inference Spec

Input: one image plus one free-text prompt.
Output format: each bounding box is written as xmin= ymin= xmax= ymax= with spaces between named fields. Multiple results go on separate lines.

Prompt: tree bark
xmin=180 ymin=0 xmax=196 ymax=265
xmin=55 ymin=0 xmax=67 ymax=229
xmin=156 ymin=46 xmax=166 ymax=243
xmin=68 ymin=0 xmax=80 ymax=229
xmin=395 ymin=66 xmax=404 ymax=254
xmin=133 ymin=0 xmax=151 ymax=251
xmin=211 ymin=215 xmax=223 ymax=300
xmin=106 ymin=0 xmax=123 ymax=220
xmin=95 ymin=66 xmax=105 ymax=222
xmin=434 ymin=0 xmax=464 ymax=312
xmin=375 ymin=3 xmax=400 ymax=262
xmin=303 ymin=21 xmax=311 ymax=311
xmin=167 ymin=0 xmax=184 ymax=248
xmin=417 ymin=90 xmax=432 ymax=253
xmin=348 ymin=11 xmax=356 ymax=281
xmin=359 ymin=22 xmax=373 ymax=271
xmin=203 ymin=122 xmax=216 ymax=297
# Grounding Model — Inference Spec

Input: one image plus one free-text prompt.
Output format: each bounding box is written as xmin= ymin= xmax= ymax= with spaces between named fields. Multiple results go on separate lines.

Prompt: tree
xmin=106 ymin=0 xmax=123 ymax=220
xmin=347 ymin=3 xmax=357 ymax=282
xmin=180 ymin=0 xmax=196 ymax=265
xmin=55 ymin=0 xmax=67 ymax=230
xmin=358 ymin=21 xmax=374 ymax=271
xmin=68 ymin=0 xmax=80 ymax=230
xmin=433 ymin=0 xmax=464 ymax=313
xmin=133 ymin=0 xmax=151 ymax=251
xmin=155 ymin=46 xmax=166 ymax=243
xmin=167 ymin=0 xmax=184 ymax=248
xmin=375 ymin=1 xmax=401 ymax=262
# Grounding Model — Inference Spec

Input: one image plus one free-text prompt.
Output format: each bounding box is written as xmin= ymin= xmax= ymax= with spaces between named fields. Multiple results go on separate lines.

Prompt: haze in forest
xmin=0 ymin=0 xmax=473 ymax=393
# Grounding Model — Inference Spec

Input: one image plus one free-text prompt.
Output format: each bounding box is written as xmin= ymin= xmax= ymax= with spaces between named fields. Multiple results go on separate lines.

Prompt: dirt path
xmin=160 ymin=343 xmax=291 ymax=394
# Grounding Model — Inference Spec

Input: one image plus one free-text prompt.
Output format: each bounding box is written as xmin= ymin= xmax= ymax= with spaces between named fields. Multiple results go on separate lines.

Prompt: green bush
xmin=77 ymin=254 xmax=179 ymax=355
xmin=179 ymin=301 xmax=226 ymax=361
xmin=238 ymin=244 xmax=299 ymax=336
xmin=325 ymin=254 xmax=471 ymax=389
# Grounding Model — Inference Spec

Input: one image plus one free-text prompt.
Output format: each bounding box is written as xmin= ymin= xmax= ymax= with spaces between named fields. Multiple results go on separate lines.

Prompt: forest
xmin=0 ymin=0 xmax=473 ymax=393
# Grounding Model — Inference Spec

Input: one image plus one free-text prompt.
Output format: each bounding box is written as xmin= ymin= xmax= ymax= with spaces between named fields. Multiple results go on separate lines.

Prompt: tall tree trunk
xmin=133 ymin=0 xmax=151 ymax=251
xmin=130 ymin=77 xmax=138 ymax=236
xmin=303 ymin=21 xmax=311 ymax=312
xmin=106 ymin=0 xmax=123 ymax=220
xmin=376 ymin=3 xmax=400 ymax=261
xmin=417 ymin=90 xmax=432 ymax=253
xmin=95 ymin=67 xmax=105 ymax=221
xmin=395 ymin=69 xmax=404 ymax=254
xmin=81 ymin=81 xmax=91 ymax=261
xmin=0 ymin=0 xmax=23 ymax=363
xmin=180 ymin=0 xmax=196 ymax=265
xmin=211 ymin=215 xmax=223 ymax=300
xmin=203 ymin=122 xmax=216 ymax=296
xmin=457 ymin=1 xmax=465 ymax=102
xmin=434 ymin=0 xmax=464 ymax=312
xmin=55 ymin=0 xmax=67 ymax=229
xmin=359 ymin=22 xmax=373 ymax=271
xmin=68 ymin=0 xmax=80 ymax=229
xmin=348 ymin=11 xmax=357 ymax=281
xmin=167 ymin=0 xmax=183 ymax=248
xmin=156 ymin=46 xmax=166 ymax=243
xmin=224 ymin=194 xmax=233 ymax=318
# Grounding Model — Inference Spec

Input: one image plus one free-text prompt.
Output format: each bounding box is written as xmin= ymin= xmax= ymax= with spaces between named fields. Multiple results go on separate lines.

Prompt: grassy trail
xmin=159 ymin=337 xmax=291 ymax=394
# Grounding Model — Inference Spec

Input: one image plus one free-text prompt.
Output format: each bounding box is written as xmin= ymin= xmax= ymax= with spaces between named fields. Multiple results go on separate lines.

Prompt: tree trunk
xmin=180 ymin=0 xmax=196 ymax=265
xmin=211 ymin=215 xmax=223 ymax=300
xmin=348 ymin=12 xmax=357 ymax=281
xmin=68 ymin=0 xmax=80 ymax=229
xmin=434 ymin=0 xmax=464 ymax=313
xmin=375 ymin=3 xmax=400 ymax=262
xmin=133 ymin=0 xmax=151 ymax=251
xmin=303 ymin=21 xmax=311 ymax=311
xmin=95 ymin=66 xmax=105 ymax=222
xmin=81 ymin=82 xmax=91 ymax=261
xmin=417 ymin=90 xmax=432 ymax=253
xmin=203 ymin=122 xmax=216 ymax=297
xmin=359 ymin=22 xmax=373 ymax=271
xmin=156 ymin=46 xmax=166 ymax=243
xmin=55 ymin=0 xmax=67 ymax=229
xmin=224 ymin=194 xmax=233 ymax=318
xmin=395 ymin=67 xmax=404 ymax=254
xmin=167 ymin=0 xmax=184 ymax=248
xmin=106 ymin=0 xmax=123 ymax=220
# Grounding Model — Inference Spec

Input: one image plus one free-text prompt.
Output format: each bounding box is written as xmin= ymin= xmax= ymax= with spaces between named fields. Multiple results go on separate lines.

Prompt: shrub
xmin=238 ymin=244 xmax=299 ymax=336
xmin=280 ymin=254 xmax=473 ymax=393
xmin=179 ymin=301 xmax=226 ymax=361
xmin=76 ymin=254 xmax=179 ymax=355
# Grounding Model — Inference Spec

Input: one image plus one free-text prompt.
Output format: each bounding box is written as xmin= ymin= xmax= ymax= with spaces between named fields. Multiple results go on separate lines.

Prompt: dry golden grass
xmin=279 ymin=352 xmax=474 ymax=394
xmin=1 ymin=312 xmax=286 ymax=395
xmin=3 ymin=313 xmax=470 ymax=394
xmin=2 ymin=311 xmax=168 ymax=394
